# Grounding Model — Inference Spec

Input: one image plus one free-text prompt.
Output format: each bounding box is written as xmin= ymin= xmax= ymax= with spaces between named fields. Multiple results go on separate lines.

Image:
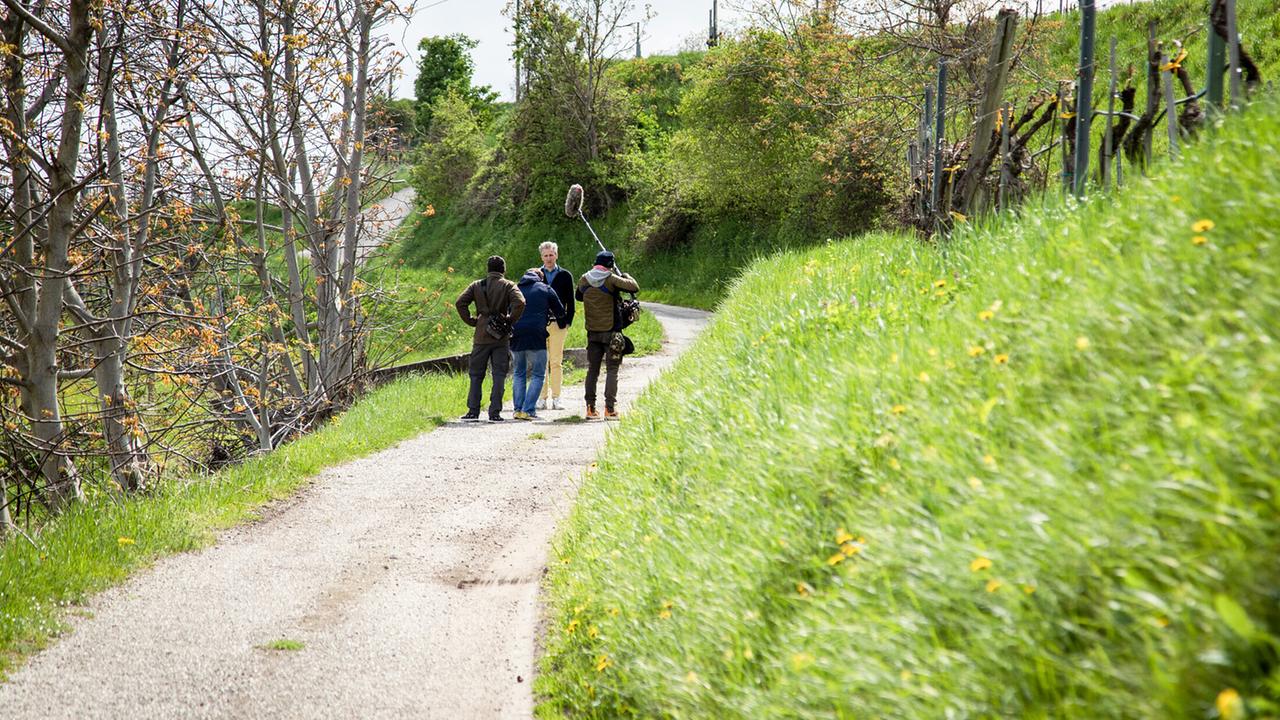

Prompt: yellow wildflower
xmin=826 ymin=553 xmax=846 ymax=566
xmin=566 ymin=619 xmax=580 ymax=633
xmin=918 ymin=371 xmax=931 ymax=383
xmin=891 ymin=404 xmax=907 ymax=415
xmin=1216 ymin=688 xmax=1244 ymax=720
xmin=796 ymin=582 xmax=813 ymax=597
xmin=982 ymin=454 xmax=997 ymax=468
xmin=658 ymin=609 xmax=672 ymax=619
xmin=835 ymin=528 xmax=854 ymax=545
xmin=685 ymin=671 xmax=699 ymax=682
xmin=595 ymin=654 xmax=612 ymax=672
xmin=968 ymin=476 xmax=983 ymax=489
xmin=968 ymin=346 xmax=985 ymax=357
xmin=933 ymin=279 xmax=947 ymax=288
xmin=117 ymin=536 xmax=136 ymax=546
xmin=993 ymin=353 xmax=1009 ymax=365
xmin=841 ymin=541 xmax=861 ymax=557
xmin=1191 ymin=235 xmax=1208 ymax=245
xmin=1022 ymin=584 xmax=1037 ymax=595
xmin=588 ymin=625 xmax=599 ymax=638
xmin=790 ymin=652 xmax=815 ymax=671
xmin=1191 ymin=219 xmax=1215 ymax=233
xmin=978 ymin=310 xmax=995 ymax=321
xmin=1075 ymin=336 xmax=1090 ymax=350
xmin=607 ymin=607 xmax=620 ymax=617
xmin=985 ymin=579 xmax=1003 ymax=593
xmin=970 ymin=556 xmax=993 ymax=572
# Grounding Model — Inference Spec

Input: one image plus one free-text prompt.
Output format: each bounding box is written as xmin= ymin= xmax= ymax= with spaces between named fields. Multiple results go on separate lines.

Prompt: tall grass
xmin=535 ymin=99 xmax=1280 ymax=718
xmin=0 ymin=371 xmax=465 ymax=678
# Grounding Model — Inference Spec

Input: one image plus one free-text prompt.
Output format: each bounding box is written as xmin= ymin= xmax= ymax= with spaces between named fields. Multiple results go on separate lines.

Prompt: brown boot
xmin=604 ymin=407 xmax=619 ymax=420
xmin=585 ymin=404 xmax=599 ymax=420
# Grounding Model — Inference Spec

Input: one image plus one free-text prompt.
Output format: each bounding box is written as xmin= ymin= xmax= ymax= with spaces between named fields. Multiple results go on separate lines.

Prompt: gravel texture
xmin=0 ymin=303 xmax=709 ymax=719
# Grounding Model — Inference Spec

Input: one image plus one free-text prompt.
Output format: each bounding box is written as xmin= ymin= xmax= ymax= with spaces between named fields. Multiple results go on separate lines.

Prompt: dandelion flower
xmin=835 ymin=528 xmax=854 ymax=545
xmin=934 ymin=279 xmax=947 ymax=288
xmin=1216 ymin=689 xmax=1244 ymax=720
xmin=790 ymin=652 xmax=815 ymax=671
xmin=968 ymin=476 xmax=983 ymax=489
xmin=566 ymin=619 xmax=579 ymax=633
xmin=985 ymin=579 xmax=1003 ymax=593
xmin=978 ymin=310 xmax=995 ymax=321
xmin=993 ymin=353 xmax=1009 ymax=365
xmin=968 ymin=346 xmax=985 ymax=357
xmin=891 ymin=404 xmax=907 ymax=415
xmin=796 ymin=582 xmax=813 ymax=597
xmin=918 ymin=371 xmax=930 ymax=383
xmin=117 ymin=537 xmax=136 ymax=546
xmin=1191 ymin=235 xmax=1208 ymax=245
xmin=595 ymin=655 xmax=612 ymax=672
xmin=827 ymin=553 xmax=846 ymax=566
xmin=659 ymin=609 xmax=672 ymax=619
xmin=588 ymin=625 xmax=599 ymax=638
xmin=1022 ymin=584 xmax=1037 ymax=595
xmin=1075 ymin=336 xmax=1090 ymax=350
xmin=982 ymin=454 xmax=997 ymax=468
xmin=1191 ymin=219 xmax=1215 ymax=233
xmin=970 ymin=556 xmax=993 ymax=572
xmin=685 ymin=671 xmax=699 ymax=682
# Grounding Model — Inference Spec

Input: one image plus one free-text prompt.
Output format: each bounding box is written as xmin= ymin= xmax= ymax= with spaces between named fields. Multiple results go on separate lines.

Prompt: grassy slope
xmin=0 ymin=371 xmax=465 ymax=678
xmin=535 ymin=98 xmax=1280 ymax=717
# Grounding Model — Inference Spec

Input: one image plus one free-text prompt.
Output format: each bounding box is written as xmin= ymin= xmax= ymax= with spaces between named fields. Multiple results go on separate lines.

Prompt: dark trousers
xmin=584 ymin=332 xmax=622 ymax=410
xmin=467 ymin=342 xmax=511 ymax=417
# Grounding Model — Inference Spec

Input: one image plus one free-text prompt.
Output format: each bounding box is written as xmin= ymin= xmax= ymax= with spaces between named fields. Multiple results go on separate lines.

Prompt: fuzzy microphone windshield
xmin=564 ymin=184 xmax=584 ymax=218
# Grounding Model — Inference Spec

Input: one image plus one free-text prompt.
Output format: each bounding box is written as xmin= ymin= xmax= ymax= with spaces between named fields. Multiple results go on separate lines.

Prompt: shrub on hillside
xmin=411 ymin=88 xmax=486 ymax=213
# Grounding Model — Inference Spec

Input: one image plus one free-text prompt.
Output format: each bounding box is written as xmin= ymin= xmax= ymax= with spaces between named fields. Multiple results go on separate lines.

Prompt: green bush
xmin=411 ymin=88 xmax=487 ymax=212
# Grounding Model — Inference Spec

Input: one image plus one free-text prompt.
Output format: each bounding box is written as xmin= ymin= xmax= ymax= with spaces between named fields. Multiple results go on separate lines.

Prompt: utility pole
xmin=708 ymin=0 xmax=719 ymax=48
xmin=515 ymin=0 xmax=523 ymax=102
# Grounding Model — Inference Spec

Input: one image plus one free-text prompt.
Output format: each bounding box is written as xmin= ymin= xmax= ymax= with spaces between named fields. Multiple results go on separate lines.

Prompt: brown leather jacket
xmin=455 ymin=272 xmax=526 ymax=345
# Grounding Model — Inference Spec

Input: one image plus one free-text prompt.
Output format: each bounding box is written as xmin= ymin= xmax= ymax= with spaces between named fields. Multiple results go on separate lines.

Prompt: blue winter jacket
xmin=511 ymin=272 xmax=566 ymax=351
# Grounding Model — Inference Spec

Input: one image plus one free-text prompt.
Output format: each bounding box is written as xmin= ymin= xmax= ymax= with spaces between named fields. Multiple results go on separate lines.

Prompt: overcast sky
xmin=381 ymin=0 xmax=741 ymax=101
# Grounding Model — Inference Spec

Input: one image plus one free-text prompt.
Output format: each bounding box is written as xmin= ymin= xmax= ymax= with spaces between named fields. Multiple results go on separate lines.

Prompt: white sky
xmin=381 ymin=0 xmax=741 ymax=101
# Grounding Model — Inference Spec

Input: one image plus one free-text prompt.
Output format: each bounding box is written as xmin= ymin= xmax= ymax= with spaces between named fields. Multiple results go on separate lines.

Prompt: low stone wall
xmin=366 ymin=347 xmax=589 ymax=386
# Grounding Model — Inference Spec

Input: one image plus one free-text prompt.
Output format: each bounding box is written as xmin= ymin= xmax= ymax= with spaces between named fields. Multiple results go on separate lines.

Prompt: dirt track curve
xmin=0 ymin=303 xmax=710 ymax=719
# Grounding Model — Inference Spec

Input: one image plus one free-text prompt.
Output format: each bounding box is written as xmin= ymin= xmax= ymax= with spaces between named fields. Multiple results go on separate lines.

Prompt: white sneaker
xmin=551 ymin=398 xmax=563 ymax=410
xmin=537 ymin=398 xmax=547 ymax=410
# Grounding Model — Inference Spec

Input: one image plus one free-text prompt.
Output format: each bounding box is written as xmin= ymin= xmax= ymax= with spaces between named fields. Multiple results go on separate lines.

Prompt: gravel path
xmin=359 ymin=187 xmax=416 ymax=263
xmin=0 ymin=303 xmax=710 ymax=719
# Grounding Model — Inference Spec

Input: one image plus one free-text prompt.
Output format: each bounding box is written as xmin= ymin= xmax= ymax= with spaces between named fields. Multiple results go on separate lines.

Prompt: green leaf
xmin=1215 ymin=594 xmax=1261 ymax=642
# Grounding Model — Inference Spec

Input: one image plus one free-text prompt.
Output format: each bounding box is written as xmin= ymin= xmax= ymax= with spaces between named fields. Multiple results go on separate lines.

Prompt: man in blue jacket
xmin=511 ymin=268 xmax=565 ymax=420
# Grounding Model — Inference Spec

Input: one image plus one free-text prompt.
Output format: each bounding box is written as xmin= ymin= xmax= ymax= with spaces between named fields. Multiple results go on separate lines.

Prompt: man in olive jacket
xmin=575 ymin=251 xmax=639 ymax=419
xmin=455 ymin=255 xmax=526 ymax=421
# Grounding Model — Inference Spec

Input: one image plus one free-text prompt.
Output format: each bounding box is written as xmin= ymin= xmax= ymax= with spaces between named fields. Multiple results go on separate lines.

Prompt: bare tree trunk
xmin=15 ymin=0 xmax=96 ymax=509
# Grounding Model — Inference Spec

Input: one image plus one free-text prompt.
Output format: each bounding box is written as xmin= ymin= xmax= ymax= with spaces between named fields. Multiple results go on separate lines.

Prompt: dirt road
xmin=0 ymin=303 xmax=710 ymax=719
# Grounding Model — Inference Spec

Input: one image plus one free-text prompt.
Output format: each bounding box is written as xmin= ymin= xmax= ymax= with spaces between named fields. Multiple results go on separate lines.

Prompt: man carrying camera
xmin=455 ymin=255 xmax=525 ymax=422
xmin=575 ymin=251 xmax=638 ymax=420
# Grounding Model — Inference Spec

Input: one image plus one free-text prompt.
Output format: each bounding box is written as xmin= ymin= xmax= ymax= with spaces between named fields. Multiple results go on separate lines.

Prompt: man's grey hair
xmin=539 ymin=241 xmax=558 ymax=254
